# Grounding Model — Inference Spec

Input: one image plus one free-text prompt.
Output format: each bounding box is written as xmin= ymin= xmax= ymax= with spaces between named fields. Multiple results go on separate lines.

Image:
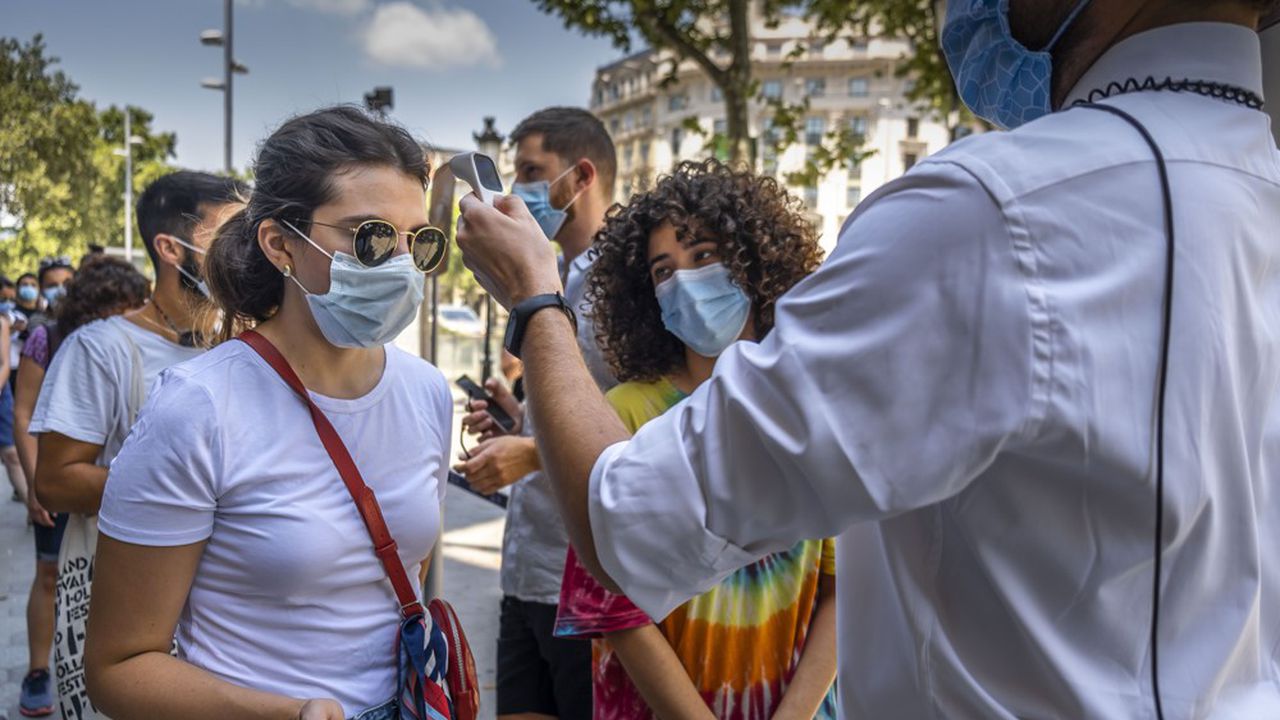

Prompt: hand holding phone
xmin=457 ymin=375 xmax=518 ymax=435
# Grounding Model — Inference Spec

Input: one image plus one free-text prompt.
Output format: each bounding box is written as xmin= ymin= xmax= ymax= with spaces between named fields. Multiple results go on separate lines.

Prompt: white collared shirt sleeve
xmin=588 ymin=161 xmax=1043 ymax=619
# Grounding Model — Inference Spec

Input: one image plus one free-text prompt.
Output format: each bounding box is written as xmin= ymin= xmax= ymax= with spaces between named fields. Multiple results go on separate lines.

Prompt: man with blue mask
xmin=26 ymin=171 xmax=245 ymax=720
xmin=457 ymin=2 xmax=1280 ymax=718
xmin=455 ymin=106 xmax=616 ymax=720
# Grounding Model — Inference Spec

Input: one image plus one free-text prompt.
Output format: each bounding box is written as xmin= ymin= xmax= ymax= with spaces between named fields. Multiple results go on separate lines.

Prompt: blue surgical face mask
xmin=654 ymin=263 xmax=751 ymax=358
xmin=169 ymin=236 xmax=211 ymax=299
xmin=16 ymin=286 xmax=37 ymax=305
xmin=511 ymin=164 xmax=585 ymax=241
xmin=942 ymin=0 xmax=1091 ymax=130
xmin=280 ymin=219 xmax=424 ymax=349
xmin=42 ymin=286 xmax=65 ymax=307
xmin=0 ymin=301 xmax=15 ymax=315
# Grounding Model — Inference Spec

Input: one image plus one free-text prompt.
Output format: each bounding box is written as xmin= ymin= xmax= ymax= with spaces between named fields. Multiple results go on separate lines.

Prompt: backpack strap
xmin=238 ymin=329 xmax=424 ymax=620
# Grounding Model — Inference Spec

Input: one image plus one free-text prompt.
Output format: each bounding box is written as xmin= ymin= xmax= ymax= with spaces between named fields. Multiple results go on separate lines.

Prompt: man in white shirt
xmin=452 ymin=107 xmax=617 ymax=720
xmin=456 ymin=2 xmax=1280 ymax=718
xmin=30 ymin=170 xmax=245 ymax=720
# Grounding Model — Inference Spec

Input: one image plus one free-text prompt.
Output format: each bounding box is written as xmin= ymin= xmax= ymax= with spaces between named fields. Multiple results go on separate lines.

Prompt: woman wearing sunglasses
xmin=83 ymin=106 xmax=452 ymax=720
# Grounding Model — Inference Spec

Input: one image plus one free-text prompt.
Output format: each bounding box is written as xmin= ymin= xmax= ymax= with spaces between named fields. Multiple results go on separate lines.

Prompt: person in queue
xmin=554 ymin=160 xmax=838 ymax=719
xmin=455 ymin=106 xmax=618 ymax=720
xmin=13 ymin=255 xmax=150 ymax=718
xmin=85 ymin=106 xmax=454 ymax=720
xmin=30 ymin=170 xmax=244 ymax=720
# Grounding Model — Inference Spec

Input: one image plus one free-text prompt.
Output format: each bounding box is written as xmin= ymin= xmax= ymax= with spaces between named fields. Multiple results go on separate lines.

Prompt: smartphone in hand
xmin=456 ymin=375 xmax=518 ymax=434
xmin=448 ymin=470 xmax=509 ymax=509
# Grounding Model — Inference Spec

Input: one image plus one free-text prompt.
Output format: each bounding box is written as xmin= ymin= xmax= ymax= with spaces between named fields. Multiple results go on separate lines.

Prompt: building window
xmin=847 ymin=185 xmax=862 ymax=208
xmin=623 ymin=112 xmax=635 ymax=132
xmin=848 ymin=115 xmax=868 ymax=136
xmin=766 ymin=42 xmax=782 ymax=57
xmin=610 ymin=118 xmax=620 ymax=135
xmin=762 ymin=80 xmax=783 ymax=100
xmin=804 ymin=186 xmax=819 ymax=210
xmin=671 ymin=127 xmax=684 ymax=164
xmin=903 ymin=152 xmax=919 ymax=170
xmin=641 ymin=106 xmax=653 ymax=125
xmin=668 ymin=94 xmax=687 ymax=112
xmin=805 ymin=117 xmax=826 ymax=145
xmin=809 ymin=39 xmax=825 ymax=56
xmin=610 ymin=83 xmax=621 ymax=101
xmin=806 ymin=78 xmax=826 ymax=97
xmin=639 ymin=141 xmax=651 ymax=166
xmin=907 ymin=117 xmax=919 ymax=138
xmin=710 ymin=85 xmax=723 ymax=102
xmin=622 ymin=180 xmax=633 ymax=198
xmin=851 ymin=38 xmax=869 ymax=51
xmin=623 ymin=144 xmax=634 ymax=171
xmin=848 ymin=157 xmax=861 ymax=181
xmin=713 ymin=119 xmax=728 ymax=136
xmin=849 ymin=77 xmax=869 ymax=97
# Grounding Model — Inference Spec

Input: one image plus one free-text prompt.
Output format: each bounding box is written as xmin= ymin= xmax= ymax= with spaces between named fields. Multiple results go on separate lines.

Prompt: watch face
xmin=503 ymin=311 xmax=520 ymax=354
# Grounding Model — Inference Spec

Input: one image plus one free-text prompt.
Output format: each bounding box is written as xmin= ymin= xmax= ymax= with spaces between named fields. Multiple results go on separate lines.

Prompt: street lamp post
xmin=364 ymin=86 xmax=394 ymax=117
xmin=473 ymin=117 xmax=504 ymax=382
xmin=200 ymin=0 xmax=248 ymax=174
xmin=113 ymin=111 xmax=144 ymax=262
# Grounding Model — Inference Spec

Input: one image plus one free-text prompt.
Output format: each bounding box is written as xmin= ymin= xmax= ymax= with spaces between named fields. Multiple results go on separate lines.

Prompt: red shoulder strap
xmin=239 ymin=330 xmax=424 ymax=619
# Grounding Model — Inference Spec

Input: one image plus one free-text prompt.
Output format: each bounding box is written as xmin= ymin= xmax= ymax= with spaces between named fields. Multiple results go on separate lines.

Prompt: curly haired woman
xmin=554 ymin=159 xmax=837 ymax=720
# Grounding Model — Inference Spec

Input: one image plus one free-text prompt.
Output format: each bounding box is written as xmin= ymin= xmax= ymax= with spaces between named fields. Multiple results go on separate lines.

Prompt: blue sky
xmin=4 ymin=0 xmax=624 ymax=171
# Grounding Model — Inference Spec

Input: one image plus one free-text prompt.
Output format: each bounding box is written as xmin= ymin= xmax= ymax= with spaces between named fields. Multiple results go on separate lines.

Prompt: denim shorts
xmin=349 ymin=698 xmax=396 ymax=720
xmin=34 ymin=512 xmax=68 ymax=563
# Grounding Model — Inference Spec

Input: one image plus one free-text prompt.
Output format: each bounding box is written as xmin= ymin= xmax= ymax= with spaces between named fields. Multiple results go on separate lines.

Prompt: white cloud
xmin=361 ymin=2 xmax=502 ymax=71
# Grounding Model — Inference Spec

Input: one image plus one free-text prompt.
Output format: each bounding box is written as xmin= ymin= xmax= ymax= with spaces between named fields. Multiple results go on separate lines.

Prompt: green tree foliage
xmin=0 ymin=35 xmax=176 ymax=279
xmin=532 ymin=0 xmax=961 ymax=181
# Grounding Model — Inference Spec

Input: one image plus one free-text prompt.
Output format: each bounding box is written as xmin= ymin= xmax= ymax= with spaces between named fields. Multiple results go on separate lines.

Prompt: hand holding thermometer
xmin=450 ymin=151 xmax=504 ymax=206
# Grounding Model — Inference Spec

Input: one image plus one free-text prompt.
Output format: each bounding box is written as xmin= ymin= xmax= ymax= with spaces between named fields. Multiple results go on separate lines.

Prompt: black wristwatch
xmin=504 ymin=292 xmax=578 ymax=359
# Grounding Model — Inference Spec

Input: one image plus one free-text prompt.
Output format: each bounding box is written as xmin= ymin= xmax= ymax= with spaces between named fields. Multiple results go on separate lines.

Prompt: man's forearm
xmin=522 ymin=308 xmax=630 ymax=590
xmin=36 ymin=462 xmax=107 ymax=514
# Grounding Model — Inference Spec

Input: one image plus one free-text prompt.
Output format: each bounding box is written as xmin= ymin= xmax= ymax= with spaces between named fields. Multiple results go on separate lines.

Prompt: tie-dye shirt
xmin=555 ymin=378 xmax=838 ymax=720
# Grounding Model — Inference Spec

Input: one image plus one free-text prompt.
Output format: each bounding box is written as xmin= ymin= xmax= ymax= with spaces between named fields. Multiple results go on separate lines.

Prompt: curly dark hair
xmin=586 ymin=159 xmax=824 ymax=383
xmin=54 ymin=255 xmax=150 ymax=341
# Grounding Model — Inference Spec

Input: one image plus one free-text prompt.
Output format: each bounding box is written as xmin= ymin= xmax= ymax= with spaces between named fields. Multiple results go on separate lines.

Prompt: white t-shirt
xmin=98 ymin=340 xmax=452 ymax=715
xmin=30 ymin=315 xmax=203 ymax=462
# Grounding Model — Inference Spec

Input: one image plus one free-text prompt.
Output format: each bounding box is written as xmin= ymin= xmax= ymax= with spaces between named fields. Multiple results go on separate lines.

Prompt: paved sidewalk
xmin=1 ymin=494 xmax=35 ymax=720
xmin=0 ymin=485 xmax=507 ymax=720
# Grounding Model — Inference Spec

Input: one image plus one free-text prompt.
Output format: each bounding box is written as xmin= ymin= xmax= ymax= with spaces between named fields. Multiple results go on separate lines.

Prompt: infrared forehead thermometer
xmin=450 ymin=151 xmax=504 ymax=206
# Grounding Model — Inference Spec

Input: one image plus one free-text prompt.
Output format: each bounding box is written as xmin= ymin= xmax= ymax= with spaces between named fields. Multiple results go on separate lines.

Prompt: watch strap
xmin=505 ymin=292 xmax=577 ymax=359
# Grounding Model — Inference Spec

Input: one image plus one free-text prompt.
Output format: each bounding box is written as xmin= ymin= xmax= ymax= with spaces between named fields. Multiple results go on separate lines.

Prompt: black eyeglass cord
xmin=1075 ymin=76 xmax=1264 ymax=111
xmin=1077 ymin=102 xmax=1175 ymax=720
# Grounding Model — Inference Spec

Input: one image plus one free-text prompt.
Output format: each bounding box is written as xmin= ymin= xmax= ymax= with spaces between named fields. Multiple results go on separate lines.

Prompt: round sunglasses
xmin=296 ymin=218 xmax=449 ymax=273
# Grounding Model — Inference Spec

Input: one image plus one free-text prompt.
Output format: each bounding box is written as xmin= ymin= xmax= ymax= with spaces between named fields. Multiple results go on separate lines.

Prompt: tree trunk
xmin=725 ymin=0 xmax=753 ymax=168
xmin=724 ymin=88 xmax=752 ymax=167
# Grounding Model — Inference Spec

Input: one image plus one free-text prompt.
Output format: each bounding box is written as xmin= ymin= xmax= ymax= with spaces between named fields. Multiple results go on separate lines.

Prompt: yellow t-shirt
xmin=556 ymin=378 xmax=837 ymax=719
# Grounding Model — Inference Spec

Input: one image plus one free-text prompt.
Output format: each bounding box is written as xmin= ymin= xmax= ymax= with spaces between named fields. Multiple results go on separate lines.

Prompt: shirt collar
xmin=1063 ymin=22 xmax=1263 ymax=108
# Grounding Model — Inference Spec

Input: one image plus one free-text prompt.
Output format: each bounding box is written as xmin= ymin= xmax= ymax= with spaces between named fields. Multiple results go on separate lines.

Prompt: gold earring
xmin=282 ymin=264 xmax=292 ymax=278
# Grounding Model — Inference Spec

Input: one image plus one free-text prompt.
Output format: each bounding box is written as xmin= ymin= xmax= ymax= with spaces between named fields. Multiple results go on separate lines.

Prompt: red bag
xmin=428 ymin=599 xmax=480 ymax=720
xmin=240 ymin=330 xmax=479 ymax=720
